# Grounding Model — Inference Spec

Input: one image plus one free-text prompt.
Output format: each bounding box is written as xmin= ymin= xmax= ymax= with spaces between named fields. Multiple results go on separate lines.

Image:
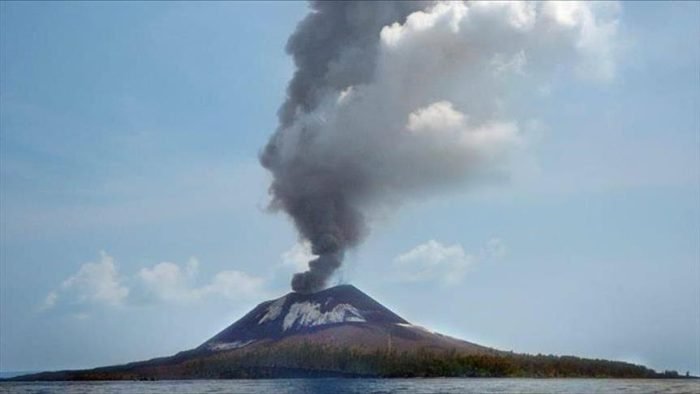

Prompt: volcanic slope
xmin=200 ymin=284 xmax=491 ymax=355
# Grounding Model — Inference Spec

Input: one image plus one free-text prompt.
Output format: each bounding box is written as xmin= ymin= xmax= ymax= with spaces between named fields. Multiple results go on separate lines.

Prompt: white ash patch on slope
xmin=395 ymin=323 xmax=469 ymax=343
xmin=258 ymin=296 xmax=286 ymax=325
xmin=283 ymin=301 xmax=366 ymax=331
xmin=208 ymin=339 xmax=255 ymax=351
xmin=396 ymin=323 xmax=436 ymax=334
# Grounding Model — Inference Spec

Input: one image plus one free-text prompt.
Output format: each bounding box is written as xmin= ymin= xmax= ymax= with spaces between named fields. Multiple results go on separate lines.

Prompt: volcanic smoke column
xmin=260 ymin=1 xmax=428 ymax=293
xmin=260 ymin=1 xmax=618 ymax=293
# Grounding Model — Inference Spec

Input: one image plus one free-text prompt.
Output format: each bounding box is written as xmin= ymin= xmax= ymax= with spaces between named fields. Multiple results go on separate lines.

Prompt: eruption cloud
xmin=261 ymin=1 xmax=618 ymax=293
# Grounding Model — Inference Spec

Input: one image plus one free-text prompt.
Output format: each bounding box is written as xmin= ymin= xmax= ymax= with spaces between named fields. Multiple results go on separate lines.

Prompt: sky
xmin=1 ymin=1 xmax=698 ymax=376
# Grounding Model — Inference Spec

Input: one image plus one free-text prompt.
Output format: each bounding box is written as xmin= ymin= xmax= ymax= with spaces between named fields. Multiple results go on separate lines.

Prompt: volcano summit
xmin=8 ymin=285 xmax=671 ymax=380
xmin=199 ymin=285 xmax=489 ymax=356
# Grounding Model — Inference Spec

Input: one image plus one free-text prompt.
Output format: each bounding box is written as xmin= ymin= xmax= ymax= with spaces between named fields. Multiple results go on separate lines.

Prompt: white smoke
xmin=263 ymin=1 xmax=619 ymax=292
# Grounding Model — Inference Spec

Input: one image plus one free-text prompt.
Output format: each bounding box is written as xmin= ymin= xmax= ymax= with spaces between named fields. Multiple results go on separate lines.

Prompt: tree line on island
xmin=184 ymin=343 xmax=681 ymax=379
xmin=83 ymin=343 xmax=682 ymax=380
xmin=9 ymin=342 xmax=687 ymax=380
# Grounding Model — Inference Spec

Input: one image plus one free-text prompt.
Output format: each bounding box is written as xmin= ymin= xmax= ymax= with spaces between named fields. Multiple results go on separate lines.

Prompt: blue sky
xmin=1 ymin=1 xmax=698 ymax=376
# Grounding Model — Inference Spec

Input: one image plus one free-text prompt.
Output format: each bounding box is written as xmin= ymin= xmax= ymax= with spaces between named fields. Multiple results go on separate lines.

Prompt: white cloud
xmin=541 ymin=1 xmax=619 ymax=80
xmin=395 ymin=240 xmax=474 ymax=285
xmin=280 ymin=241 xmax=315 ymax=272
xmin=137 ymin=258 xmax=266 ymax=303
xmin=138 ymin=258 xmax=199 ymax=302
xmin=395 ymin=238 xmax=508 ymax=285
xmin=406 ymin=100 xmax=521 ymax=164
xmin=195 ymin=270 xmax=266 ymax=301
xmin=42 ymin=252 xmax=267 ymax=310
xmin=138 ymin=258 xmax=264 ymax=302
xmin=59 ymin=251 xmax=129 ymax=306
xmin=381 ymin=1 xmax=618 ymax=82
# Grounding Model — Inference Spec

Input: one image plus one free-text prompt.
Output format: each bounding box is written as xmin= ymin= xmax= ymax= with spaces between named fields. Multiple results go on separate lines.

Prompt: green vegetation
xmin=171 ymin=343 xmax=671 ymax=379
xmin=13 ymin=342 xmax=684 ymax=380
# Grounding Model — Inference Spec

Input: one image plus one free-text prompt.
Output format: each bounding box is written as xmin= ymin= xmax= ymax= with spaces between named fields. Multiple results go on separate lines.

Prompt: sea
xmin=1 ymin=379 xmax=699 ymax=394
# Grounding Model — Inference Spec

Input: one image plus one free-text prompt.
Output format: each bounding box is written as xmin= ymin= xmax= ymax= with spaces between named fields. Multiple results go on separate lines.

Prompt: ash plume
xmin=261 ymin=1 xmax=618 ymax=293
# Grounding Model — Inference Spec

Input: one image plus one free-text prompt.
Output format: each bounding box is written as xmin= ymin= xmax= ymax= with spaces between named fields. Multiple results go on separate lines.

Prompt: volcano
xmin=8 ymin=285 xmax=667 ymax=380
xmin=199 ymin=284 xmax=491 ymax=355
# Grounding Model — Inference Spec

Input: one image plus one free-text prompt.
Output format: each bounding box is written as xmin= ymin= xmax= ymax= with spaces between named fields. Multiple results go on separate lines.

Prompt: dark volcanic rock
xmin=197 ymin=284 xmax=489 ymax=356
xmin=201 ymin=284 xmax=407 ymax=349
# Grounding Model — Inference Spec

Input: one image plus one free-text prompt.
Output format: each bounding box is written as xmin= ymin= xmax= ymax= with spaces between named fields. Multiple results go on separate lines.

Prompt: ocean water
xmin=1 ymin=379 xmax=698 ymax=394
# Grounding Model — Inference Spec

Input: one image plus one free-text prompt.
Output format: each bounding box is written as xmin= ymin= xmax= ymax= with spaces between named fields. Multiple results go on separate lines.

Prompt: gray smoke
xmin=261 ymin=1 xmax=618 ymax=293
xmin=261 ymin=1 xmax=429 ymax=293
